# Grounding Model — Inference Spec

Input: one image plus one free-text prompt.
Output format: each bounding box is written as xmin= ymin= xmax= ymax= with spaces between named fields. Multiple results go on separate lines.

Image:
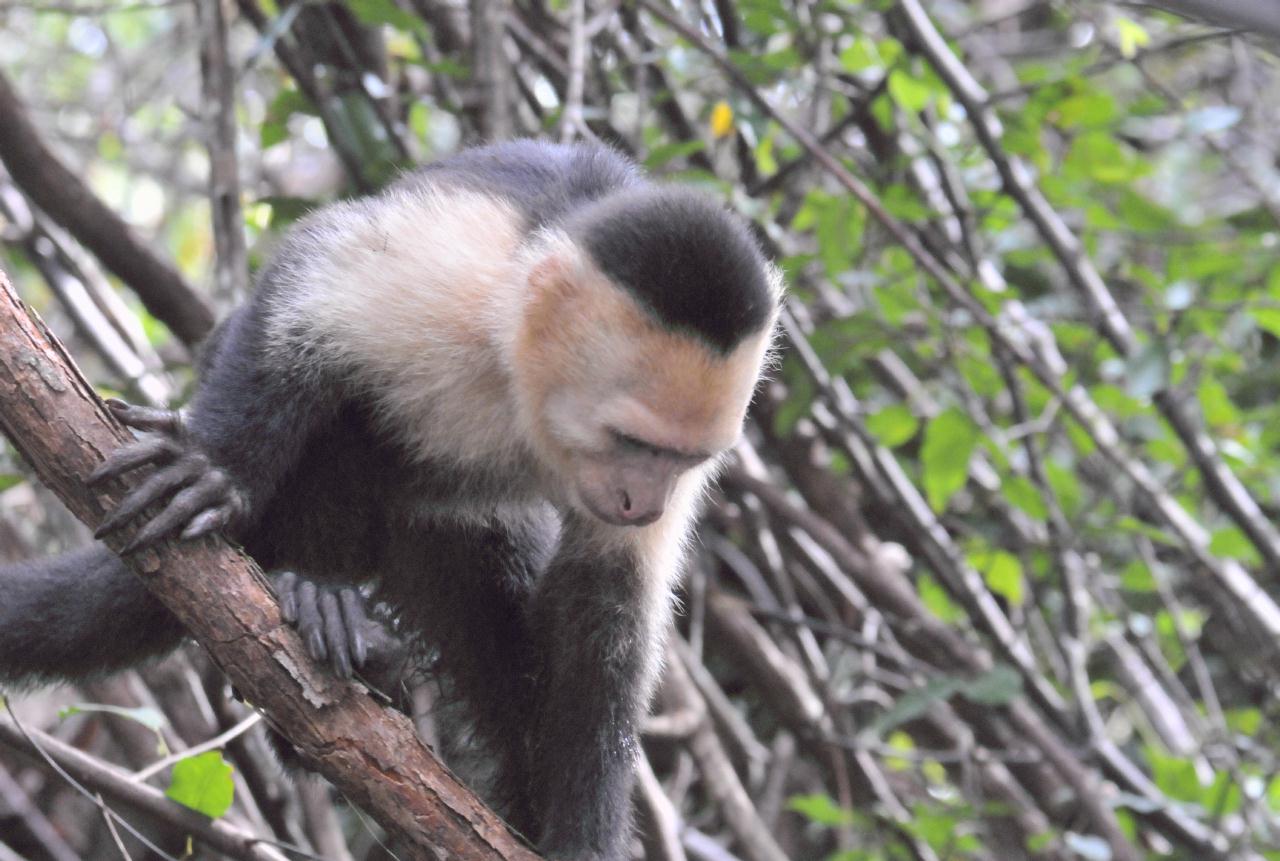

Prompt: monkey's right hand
xmin=89 ymin=399 xmax=248 ymax=554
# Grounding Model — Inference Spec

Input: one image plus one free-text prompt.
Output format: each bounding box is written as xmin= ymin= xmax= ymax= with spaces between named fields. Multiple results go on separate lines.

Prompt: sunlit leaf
xmin=787 ymin=793 xmax=855 ymax=826
xmin=1113 ymin=17 xmax=1150 ymax=59
xmin=166 ymin=751 xmax=234 ymax=818
xmin=866 ymin=403 xmax=918 ymax=447
xmin=921 ymin=408 xmax=979 ymax=511
xmin=1002 ymin=475 xmax=1048 ymax=519
xmin=978 ymin=551 xmax=1024 ymax=605
xmin=887 ymin=69 xmax=931 ymax=113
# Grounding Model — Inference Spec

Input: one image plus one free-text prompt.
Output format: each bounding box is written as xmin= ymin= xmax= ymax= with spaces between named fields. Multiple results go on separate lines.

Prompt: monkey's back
xmin=403 ymin=138 xmax=643 ymax=230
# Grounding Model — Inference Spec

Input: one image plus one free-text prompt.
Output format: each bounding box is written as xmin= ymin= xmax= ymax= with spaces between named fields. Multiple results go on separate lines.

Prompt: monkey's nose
xmin=617 ymin=490 xmax=663 ymax=526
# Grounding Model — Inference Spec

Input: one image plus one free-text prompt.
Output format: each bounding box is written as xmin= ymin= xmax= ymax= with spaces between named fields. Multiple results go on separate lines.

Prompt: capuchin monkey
xmin=0 ymin=139 xmax=781 ymax=860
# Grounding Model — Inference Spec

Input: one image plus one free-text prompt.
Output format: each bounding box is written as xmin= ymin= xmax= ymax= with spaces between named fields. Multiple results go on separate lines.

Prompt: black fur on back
xmin=406 ymin=138 xmax=642 ymax=230
xmin=569 ymin=186 xmax=775 ymax=353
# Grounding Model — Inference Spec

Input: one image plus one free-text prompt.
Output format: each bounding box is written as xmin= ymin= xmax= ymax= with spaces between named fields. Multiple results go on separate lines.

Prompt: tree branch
xmin=0 ymin=268 xmax=541 ymax=861
xmin=0 ymin=70 xmax=215 ymax=349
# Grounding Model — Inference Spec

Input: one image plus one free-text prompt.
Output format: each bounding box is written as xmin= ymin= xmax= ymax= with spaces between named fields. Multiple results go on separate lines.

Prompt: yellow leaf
xmin=1115 ymin=17 xmax=1150 ymax=59
xmin=710 ymin=101 xmax=734 ymax=139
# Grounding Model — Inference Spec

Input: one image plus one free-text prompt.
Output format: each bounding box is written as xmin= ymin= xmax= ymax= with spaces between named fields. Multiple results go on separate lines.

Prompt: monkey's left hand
xmin=89 ymin=399 xmax=247 ymax=553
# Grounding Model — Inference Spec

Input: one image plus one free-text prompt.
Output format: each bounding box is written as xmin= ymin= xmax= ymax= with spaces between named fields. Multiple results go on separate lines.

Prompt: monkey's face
xmin=515 ymin=247 xmax=774 ymax=526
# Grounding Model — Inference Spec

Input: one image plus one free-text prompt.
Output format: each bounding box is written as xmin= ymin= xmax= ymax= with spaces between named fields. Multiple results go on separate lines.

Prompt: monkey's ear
xmin=527 ymin=251 xmax=580 ymax=303
xmin=522 ymin=251 xmax=584 ymax=344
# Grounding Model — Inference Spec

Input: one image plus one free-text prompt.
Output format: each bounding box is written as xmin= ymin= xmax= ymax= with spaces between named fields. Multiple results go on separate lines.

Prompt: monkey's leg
xmin=274 ymin=572 xmax=410 ymax=684
xmin=377 ymin=515 xmax=552 ymax=836
xmin=0 ymin=546 xmax=186 ymax=686
xmin=265 ymin=572 xmax=415 ymax=772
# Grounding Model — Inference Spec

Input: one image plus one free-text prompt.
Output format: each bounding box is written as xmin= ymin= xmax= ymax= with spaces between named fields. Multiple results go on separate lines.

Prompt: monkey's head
xmin=513 ymin=188 xmax=782 ymax=527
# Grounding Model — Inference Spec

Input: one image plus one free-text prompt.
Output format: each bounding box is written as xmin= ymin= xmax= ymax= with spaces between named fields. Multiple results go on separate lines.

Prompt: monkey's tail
xmin=0 ymin=545 xmax=186 ymax=687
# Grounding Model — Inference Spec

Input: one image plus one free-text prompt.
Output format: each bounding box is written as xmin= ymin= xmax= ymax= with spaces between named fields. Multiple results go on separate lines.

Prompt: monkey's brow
xmin=611 ymin=429 xmax=711 ymax=461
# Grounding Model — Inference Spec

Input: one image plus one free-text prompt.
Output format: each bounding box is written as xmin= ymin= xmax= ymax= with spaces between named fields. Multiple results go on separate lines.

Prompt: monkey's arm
xmin=526 ymin=510 xmax=691 ymax=860
xmin=92 ymin=292 xmax=346 ymax=549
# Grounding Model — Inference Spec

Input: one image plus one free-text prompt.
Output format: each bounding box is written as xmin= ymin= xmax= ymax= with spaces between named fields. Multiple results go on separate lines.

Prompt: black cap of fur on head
xmin=571 ymin=187 xmax=777 ymax=354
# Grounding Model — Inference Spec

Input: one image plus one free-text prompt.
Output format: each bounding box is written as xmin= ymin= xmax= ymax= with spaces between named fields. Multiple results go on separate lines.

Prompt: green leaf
xmin=1197 ymin=376 xmax=1237 ymax=427
xmin=1113 ymin=16 xmax=1150 ymax=58
xmin=1119 ymin=560 xmax=1156 ymax=593
xmin=346 ymin=0 xmax=427 ymax=34
xmin=918 ymin=574 xmax=962 ymax=623
xmin=60 ymin=703 xmax=166 ymax=732
xmin=1063 ymin=131 xmax=1141 ymax=184
xmin=643 ymin=139 xmax=707 ymax=169
xmin=1045 ymin=461 xmax=1081 ymax=516
xmin=866 ymin=404 xmax=918 ymax=447
xmin=787 ymin=793 xmax=855 ymax=826
xmin=838 ymin=37 xmax=879 ymax=73
xmin=959 ymin=664 xmax=1023 ymax=705
xmin=1252 ymin=308 xmax=1280 ymax=338
xmin=0 ymin=474 xmax=23 ymax=492
xmin=979 ymin=551 xmax=1024 ymax=605
xmin=260 ymin=119 xmax=287 ymax=150
xmin=1149 ymin=749 xmax=1204 ymax=804
xmin=1051 ymin=89 xmax=1116 ymax=129
xmin=1117 ymin=189 xmax=1176 ymax=233
xmin=887 ymin=69 xmax=931 ymax=113
xmin=921 ymin=408 xmax=979 ymax=511
xmin=1209 ymin=526 xmax=1261 ymax=565
xmin=881 ymin=183 xmax=930 ymax=221
xmin=1226 ymin=708 xmax=1260 ymax=735
xmin=165 ymin=751 xmax=234 ymax=818
xmin=1002 ymin=475 xmax=1048 ymax=519
xmin=864 ymin=677 xmax=964 ymax=738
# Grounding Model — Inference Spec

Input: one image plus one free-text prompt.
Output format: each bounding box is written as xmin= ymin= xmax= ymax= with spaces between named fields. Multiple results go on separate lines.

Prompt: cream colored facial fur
xmin=262 ymin=182 xmax=779 ymax=566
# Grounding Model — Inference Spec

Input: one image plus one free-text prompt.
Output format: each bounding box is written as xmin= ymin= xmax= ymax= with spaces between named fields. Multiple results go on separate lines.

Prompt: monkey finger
xmin=95 ymin=460 xmax=203 ymax=539
xmin=275 ymin=572 xmax=299 ymax=623
xmin=118 ymin=471 xmax=224 ymax=552
xmin=179 ymin=503 xmax=235 ymax=540
xmin=338 ymin=589 xmax=369 ymax=669
xmin=106 ymin=400 xmax=184 ymax=435
xmin=320 ymin=591 xmax=353 ymax=679
xmin=295 ymin=580 xmax=328 ymax=663
xmin=88 ymin=437 xmax=181 ymax=486
xmin=153 ymin=471 xmax=231 ymax=534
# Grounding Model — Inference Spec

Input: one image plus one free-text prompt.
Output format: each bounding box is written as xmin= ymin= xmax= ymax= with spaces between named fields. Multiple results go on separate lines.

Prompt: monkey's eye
xmin=608 ymin=428 xmax=709 ymax=465
xmin=609 ymin=428 xmax=662 ymax=456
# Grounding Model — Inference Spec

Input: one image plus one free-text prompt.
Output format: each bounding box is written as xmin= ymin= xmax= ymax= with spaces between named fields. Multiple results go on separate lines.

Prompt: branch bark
xmin=0 ymin=268 xmax=540 ymax=861
xmin=0 ymin=71 xmax=215 ymax=349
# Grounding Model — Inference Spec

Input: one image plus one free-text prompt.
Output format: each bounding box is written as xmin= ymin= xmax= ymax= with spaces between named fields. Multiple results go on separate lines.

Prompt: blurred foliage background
xmin=2 ymin=1 xmax=1280 ymax=859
